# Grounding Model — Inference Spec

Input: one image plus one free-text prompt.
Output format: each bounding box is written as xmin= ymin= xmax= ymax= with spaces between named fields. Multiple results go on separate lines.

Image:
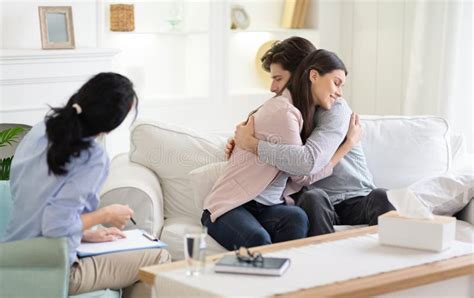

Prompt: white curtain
xmin=403 ymin=0 xmax=473 ymax=152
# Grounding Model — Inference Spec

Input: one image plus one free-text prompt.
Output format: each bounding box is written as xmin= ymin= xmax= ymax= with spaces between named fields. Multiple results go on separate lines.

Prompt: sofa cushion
xmin=455 ymin=220 xmax=474 ymax=244
xmin=129 ymin=121 xmax=227 ymax=220
xmin=388 ymin=173 xmax=473 ymax=216
xmin=189 ymin=161 xmax=228 ymax=211
xmin=360 ymin=116 xmax=450 ymax=189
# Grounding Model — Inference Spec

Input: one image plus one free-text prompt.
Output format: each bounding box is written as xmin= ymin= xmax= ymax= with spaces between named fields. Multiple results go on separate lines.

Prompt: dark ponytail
xmin=287 ymin=49 xmax=347 ymax=143
xmin=45 ymin=72 xmax=138 ymax=175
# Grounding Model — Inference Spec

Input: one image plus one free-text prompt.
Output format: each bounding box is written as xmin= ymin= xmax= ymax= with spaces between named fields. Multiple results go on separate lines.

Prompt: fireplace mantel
xmin=0 ymin=48 xmax=120 ymax=63
xmin=0 ymin=48 xmax=119 ymax=124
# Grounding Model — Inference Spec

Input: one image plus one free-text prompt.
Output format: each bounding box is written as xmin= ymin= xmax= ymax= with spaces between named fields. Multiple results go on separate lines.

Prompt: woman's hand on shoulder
xmin=82 ymin=227 xmax=126 ymax=243
xmin=329 ymin=113 xmax=362 ymax=167
xmin=346 ymin=112 xmax=362 ymax=146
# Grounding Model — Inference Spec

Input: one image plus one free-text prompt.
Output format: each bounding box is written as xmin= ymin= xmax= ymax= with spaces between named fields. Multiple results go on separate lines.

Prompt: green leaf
xmin=0 ymin=126 xmax=26 ymax=180
xmin=0 ymin=127 xmax=26 ymax=148
xmin=0 ymin=157 xmax=12 ymax=180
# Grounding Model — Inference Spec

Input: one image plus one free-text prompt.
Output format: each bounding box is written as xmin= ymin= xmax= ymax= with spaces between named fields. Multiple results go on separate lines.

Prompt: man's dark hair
xmin=261 ymin=36 xmax=317 ymax=74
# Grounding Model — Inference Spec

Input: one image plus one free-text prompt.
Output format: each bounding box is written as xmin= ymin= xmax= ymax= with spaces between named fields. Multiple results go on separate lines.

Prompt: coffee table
xmin=139 ymin=226 xmax=474 ymax=297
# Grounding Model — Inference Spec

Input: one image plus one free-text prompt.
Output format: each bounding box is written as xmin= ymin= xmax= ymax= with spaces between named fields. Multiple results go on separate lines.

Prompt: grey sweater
xmin=257 ymin=99 xmax=375 ymax=204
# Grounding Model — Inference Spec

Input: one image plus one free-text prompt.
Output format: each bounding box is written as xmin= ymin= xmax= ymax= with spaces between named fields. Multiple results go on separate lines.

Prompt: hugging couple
xmin=201 ymin=37 xmax=395 ymax=250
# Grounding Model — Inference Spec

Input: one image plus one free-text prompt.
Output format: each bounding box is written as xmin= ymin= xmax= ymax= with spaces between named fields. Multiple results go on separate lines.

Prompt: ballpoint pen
xmin=142 ymin=231 xmax=158 ymax=241
xmin=130 ymin=218 xmax=158 ymax=240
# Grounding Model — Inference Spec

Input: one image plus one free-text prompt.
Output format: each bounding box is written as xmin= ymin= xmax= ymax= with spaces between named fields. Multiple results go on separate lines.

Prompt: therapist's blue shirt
xmin=2 ymin=121 xmax=109 ymax=266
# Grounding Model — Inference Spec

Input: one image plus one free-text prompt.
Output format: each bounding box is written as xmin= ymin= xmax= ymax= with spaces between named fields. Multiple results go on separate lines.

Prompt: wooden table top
xmin=139 ymin=226 xmax=474 ymax=297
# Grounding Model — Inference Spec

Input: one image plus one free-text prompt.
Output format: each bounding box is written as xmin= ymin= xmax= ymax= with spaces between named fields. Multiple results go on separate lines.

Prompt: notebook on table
xmin=214 ymin=255 xmax=291 ymax=276
xmin=77 ymin=229 xmax=166 ymax=257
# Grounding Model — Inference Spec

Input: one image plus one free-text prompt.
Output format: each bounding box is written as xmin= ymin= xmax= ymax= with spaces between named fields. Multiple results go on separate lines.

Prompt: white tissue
xmin=387 ymin=189 xmax=434 ymax=220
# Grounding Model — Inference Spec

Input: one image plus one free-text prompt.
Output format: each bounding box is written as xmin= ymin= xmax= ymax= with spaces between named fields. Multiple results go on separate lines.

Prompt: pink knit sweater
xmin=204 ymin=91 xmax=334 ymax=222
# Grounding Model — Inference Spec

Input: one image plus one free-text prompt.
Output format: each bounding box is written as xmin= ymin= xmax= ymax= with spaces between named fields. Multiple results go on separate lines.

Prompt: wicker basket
xmin=110 ymin=4 xmax=135 ymax=32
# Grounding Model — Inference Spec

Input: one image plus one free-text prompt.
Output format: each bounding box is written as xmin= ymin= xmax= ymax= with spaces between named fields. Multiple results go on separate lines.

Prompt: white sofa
xmin=100 ymin=116 xmax=473 ymax=261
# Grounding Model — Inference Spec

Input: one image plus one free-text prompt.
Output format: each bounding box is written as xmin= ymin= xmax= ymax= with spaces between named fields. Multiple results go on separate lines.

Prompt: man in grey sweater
xmin=232 ymin=43 xmax=394 ymax=236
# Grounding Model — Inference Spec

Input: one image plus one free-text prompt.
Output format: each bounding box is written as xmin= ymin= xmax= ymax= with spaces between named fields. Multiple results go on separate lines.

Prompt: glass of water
xmin=183 ymin=226 xmax=207 ymax=276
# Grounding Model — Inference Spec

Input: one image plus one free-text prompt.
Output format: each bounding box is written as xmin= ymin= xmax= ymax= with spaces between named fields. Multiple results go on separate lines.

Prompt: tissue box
xmin=378 ymin=211 xmax=456 ymax=252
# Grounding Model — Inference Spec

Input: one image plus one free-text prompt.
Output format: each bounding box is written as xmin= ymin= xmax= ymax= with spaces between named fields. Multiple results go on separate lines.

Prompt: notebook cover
xmin=77 ymin=229 xmax=167 ymax=257
xmin=214 ymin=255 xmax=291 ymax=276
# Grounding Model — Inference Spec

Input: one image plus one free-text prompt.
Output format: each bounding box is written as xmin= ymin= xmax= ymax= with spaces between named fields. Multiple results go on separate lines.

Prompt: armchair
xmin=0 ymin=180 xmax=119 ymax=298
xmin=0 ymin=236 xmax=69 ymax=298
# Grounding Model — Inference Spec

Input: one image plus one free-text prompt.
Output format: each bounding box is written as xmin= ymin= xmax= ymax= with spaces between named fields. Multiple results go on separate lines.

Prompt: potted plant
xmin=0 ymin=127 xmax=26 ymax=180
xmin=0 ymin=126 xmax=26 ymax=234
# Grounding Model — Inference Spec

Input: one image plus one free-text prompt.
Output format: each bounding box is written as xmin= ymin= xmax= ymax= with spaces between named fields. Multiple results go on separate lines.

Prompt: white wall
xmin=0 ymin=1 xmax=97 ymax=49
xmin=2 ymin=0 xmax=471 ymax=157
xmin=0 ymin=1 xmax=111 ymax=139
xmin=318 ymin=0 xmax=472 ymax=151
xmin=318 ymin=0 xmax=415 ymax=116
xmin=91 ymin=0 xmax=319 ymax=157
xmin=0 ymin=0 xmax=271 ymax=157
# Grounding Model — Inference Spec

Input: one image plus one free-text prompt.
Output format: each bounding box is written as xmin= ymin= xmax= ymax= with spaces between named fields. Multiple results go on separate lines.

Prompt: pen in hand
xmin=130 ymin=217 xmax=137 ymax=225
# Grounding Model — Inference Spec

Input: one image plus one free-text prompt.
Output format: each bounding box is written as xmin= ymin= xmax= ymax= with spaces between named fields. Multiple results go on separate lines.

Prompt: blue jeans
xmin=201 ymin=200 xmax=309 ymax=250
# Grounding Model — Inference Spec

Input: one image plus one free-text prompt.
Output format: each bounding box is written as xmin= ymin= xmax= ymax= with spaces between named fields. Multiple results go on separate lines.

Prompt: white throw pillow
xmin=388 ymin=173 xmax=474 ymax=216
xmin=129 ymin=120 xmax=227 ymax=220
xmin=188 ymin=161 xmax=228 ymax=210
xmin=361 ymin=116 xmax=450 ymax=189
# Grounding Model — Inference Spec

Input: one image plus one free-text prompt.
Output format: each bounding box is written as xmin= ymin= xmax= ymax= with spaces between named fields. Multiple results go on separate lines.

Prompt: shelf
xmin=108 ymin=30 xmax=208 ymax=36
xmin=0 ymin=48 xmax=120 ymax=62
xmin=230 ymin=28 xmax=318 ymax=34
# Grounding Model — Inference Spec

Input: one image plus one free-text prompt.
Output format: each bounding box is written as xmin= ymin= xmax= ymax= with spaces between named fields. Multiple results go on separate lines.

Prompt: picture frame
xmin=38 ymin=6 xmax=75 ymax=49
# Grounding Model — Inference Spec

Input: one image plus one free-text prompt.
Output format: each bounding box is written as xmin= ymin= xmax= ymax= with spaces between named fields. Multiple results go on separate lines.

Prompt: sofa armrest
xmin=0 ymin=237 xmax=69 ymax=298
xmin=100 ymin=153 xmax=165 ymax=237
xmin=456 ymin=198 xmax=474 ymax=225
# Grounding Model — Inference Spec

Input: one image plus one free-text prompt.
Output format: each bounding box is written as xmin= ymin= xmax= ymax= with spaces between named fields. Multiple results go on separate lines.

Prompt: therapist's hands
xmin=101 ymin=204 xmax=134 ymax=230
xmin=234 ymin=116 xmax=259 ymax=155
xmin=82 ymin=227 xmax=126 ymax=243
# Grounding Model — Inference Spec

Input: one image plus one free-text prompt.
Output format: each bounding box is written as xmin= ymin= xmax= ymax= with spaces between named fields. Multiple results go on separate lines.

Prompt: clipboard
xmin=77 ymin=229 xmax=167 ymax=257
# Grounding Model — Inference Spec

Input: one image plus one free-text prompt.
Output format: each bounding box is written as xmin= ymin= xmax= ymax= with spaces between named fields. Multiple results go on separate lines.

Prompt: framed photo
xmin=38 ymin=6 xmax=75 ymax=49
